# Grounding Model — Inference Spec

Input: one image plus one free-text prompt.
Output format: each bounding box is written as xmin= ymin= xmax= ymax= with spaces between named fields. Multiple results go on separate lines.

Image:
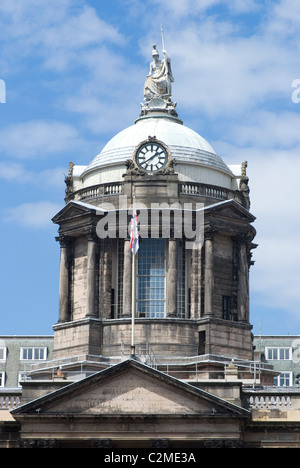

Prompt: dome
xmin=82 ymin=115 xmax=232 ymax=177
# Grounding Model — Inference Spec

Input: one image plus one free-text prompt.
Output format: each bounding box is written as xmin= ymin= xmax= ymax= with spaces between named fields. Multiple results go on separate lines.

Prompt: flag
xmin=129 ymin=205 xmax=139 ymax=255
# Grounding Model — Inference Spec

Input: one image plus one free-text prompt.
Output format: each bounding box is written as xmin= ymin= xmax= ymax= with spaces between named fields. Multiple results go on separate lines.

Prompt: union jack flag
xmin=129 ymin=205 xmax=139 ymax=255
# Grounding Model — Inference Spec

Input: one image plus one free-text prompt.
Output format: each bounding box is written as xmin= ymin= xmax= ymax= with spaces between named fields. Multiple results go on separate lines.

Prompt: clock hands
xmin=144 ymin=150 xmax=164 ymax=164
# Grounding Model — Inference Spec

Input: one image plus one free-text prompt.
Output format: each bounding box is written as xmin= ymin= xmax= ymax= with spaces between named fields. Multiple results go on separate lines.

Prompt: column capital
xmin=85 ymin=228 xmax=99 ymax=242
xmin=204 ymin=228 xmax=217 ymax=240
xmin=56 ymin=234 xmax=72 ymax=248
xmin=234 ymin=231 xmax=250 ymax=245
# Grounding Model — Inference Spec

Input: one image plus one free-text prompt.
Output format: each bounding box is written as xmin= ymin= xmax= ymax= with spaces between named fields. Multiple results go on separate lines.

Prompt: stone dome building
xmin=10 ymin=45 xmax=297 ymax=451
xmin=51 ymin=46 xmax=255 ymax=367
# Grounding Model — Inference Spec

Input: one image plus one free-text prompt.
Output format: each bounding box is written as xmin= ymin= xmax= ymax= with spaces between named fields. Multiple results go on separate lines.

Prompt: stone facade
xmin=51 ymin=193 xmax=256 ymax=363
xmin=3 ymin=47 xmax=300 ymax=449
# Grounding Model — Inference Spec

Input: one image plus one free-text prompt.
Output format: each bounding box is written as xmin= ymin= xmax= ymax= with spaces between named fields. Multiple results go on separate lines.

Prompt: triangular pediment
xmin=52 ymin=200 xmax=106 ymax=224
xmin=203 ymin=199 xmax=256 ymax=222
xmin=12 ymin=360 xmax=248 ymax=418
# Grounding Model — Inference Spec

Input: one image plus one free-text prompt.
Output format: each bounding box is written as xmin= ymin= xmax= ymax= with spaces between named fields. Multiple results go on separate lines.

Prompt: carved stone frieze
xmin=20 ymin=439 xmax=58 ymax=448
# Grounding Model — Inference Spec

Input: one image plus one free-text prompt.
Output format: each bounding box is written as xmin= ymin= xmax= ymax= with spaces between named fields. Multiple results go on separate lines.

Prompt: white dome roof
xmin=83 ymin=115 xmax=232 ymax=176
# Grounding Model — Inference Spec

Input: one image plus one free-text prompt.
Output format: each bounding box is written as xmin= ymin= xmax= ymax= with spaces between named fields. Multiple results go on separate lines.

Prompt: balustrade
xmin=249 ymin=395 xmax=291 ymax=410
xmin=76 ymin=183 xmax=123 ymax=201
xmin=0 ymin=396 xmax=21 ymax=410
xmin=179 ymin=183 xmax=229 ymax=200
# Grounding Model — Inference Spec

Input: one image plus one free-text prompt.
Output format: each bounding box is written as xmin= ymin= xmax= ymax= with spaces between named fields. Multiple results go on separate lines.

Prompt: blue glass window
xmin=137 ymin=239 xmax=165 ymax=318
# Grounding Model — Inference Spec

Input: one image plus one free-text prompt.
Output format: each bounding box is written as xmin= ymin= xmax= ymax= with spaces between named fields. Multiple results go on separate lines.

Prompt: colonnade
xmin=57 ymin=230 xmax=250 ymax=323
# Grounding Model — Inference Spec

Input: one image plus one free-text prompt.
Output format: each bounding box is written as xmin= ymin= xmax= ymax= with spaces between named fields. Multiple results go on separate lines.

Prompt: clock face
xmin=136 ymin=142 xmax=168 ymax=172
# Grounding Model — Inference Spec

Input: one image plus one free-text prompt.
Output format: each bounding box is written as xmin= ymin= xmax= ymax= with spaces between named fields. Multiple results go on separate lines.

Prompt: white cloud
xmin=0 ymin=161 xmax=33 ymax=182
xmin=0 ymin=0 xmax=124 ymax=72
xmin=0 ymin=120 xmax=87 ymax=159
xmin=0 ymin=161 xmax=67 ymax=190
xmin=4 ymin=201 xmax=61 ymax=228
xmin=226 ymin=111 xmax=300 ymax=149
xmin=265 ymin=0 xmax=300 ymax=39
xmin=168 ymin=30 xmax=296 ymax=118
xmin=151 ymin=0 xmax=261 ymax=18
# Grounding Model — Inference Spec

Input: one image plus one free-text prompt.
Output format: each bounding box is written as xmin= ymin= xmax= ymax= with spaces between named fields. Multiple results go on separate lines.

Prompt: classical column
xmin=204 ymin=230 xmax=215 ymax=316
xmin=122 ymin=239 xmax=132 ymax=316
xmin=101 ymin=240 xmax=112 ymax=319
xmin=167 ymin=239 xmax=177 ymax=317
xmin=86 ymin=234 xmax=97 ymax=317
xmin=58 ymin=236 xmax=70 ymax=323
xmin=190 ymin=246 xmax=202 ymax=319
xmin=237 ymin=236 xmax=249 ymax=322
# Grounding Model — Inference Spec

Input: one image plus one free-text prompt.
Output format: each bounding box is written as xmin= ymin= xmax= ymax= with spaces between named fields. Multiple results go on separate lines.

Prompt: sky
xmin=0 ymin=0 xmax=300 ymax=336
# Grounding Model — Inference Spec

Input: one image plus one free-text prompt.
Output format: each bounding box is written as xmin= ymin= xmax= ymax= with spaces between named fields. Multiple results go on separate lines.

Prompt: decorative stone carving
xmin=124 ymin=158 xmax=147 ymax=176
xmin=92 ymin=439 xmax=113 ymax=448
xmin=150 ymin=438 xmax=170 ymax=448
xmin=141 ymin=45 xmax=178 ymax=117
xmin=203 ymin=439 xmax=244 ymax=448
xmin=20 ymin=439 xmax=58 ymax=448
xmin=64 ymin=161 xmax=74 ymax=203
xmin=144 ymin=44 xmax=173 ymax=100
xmin=239 ymin=161 xmax=250 ymax=209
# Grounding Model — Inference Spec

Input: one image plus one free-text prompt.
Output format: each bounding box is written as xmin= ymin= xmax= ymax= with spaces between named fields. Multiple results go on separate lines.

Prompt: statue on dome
xmin=140 ymin=33 xmax=178 ymax=118
xmin=144 ymin=44 xmax=174 ymax=101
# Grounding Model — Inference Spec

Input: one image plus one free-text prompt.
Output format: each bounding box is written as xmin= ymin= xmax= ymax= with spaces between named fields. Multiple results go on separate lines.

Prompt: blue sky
xmin=0 ymin=0 xmax=300 ymax=336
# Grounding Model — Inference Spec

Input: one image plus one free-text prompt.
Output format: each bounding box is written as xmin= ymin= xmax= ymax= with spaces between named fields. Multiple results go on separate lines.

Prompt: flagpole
xmin=130 ymin=193 xmax=138 ymax=358
xmin=131 ymin=251 xmax=136 ymax=357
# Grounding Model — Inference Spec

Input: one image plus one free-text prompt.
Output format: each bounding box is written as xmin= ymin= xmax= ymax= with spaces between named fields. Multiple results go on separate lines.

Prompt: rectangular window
xmin=266 ymin=347 xmax=291 ymax=360
xmin=117 ymin=239 xmax=124 ymax=318
xmin=137 ymin=238 xmax=165 ymax=318
xmin=20 ymin=347 xmax=47 ymax=361
xmin=177 ymin=241 xmax=186 ymax=318
xmin=274 ymin=372 xmax=292 ymax=387
xmin=222 ymin=296 xmax=231 ymax=320
xmin=0 ymin=347 xmax=7 ymax=361
xmin=0 ymin=372 xmax=5 ymax=387
xmin=198 ymin=331 xmax=206 ymax=355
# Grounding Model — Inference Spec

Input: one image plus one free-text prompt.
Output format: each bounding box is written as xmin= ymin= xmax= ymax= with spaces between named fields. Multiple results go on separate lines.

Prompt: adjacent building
xmin=253 ymin=335 xmax=300 ymax=387
xmin=0 ymin=337 xmax=53 ymax=390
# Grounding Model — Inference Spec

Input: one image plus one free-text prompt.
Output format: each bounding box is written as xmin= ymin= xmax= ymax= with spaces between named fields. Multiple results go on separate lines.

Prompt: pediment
xmin=204 ymin=199 xmax=256 ymax=223
xmin=52 ymin=201 xmax=106 ymax=224
xmin=12 ymin=360 xmax=248 ymax=418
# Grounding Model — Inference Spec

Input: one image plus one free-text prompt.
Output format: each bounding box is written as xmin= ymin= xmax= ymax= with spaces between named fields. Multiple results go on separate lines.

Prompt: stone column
xmin=204 ymin=230 xmax=215 ymax=316
xmin=58 ymin=236 xmax=70 ymax=323
xmin=237 ymin=236 xmax=249 ymax=322
xmin=123 ymin=239 xmax=132 ymax=317
xmin=167 ymin=239 xmax=177 ymax=317
xmin=102 ymin=240 xmax=112 ymax=319
xmin=190 ymin=246 xmax=202 ymax=319
xmin=86 ymin=234 xmax=97 ymax=317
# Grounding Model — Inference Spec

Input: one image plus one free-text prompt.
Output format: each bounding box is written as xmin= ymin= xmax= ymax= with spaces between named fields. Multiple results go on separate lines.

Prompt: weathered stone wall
xmin=72 ymin=238 xmax=87 ymax=321
xmin=53 ymin=318 xmax=102 ymax=359
xmin=101 ymin=319 xmax=199 ymax=357
xmin=198 ymin=318 xmax=253 ymax=360
xmin=213 ymin=234 xmax=234 ymax=319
